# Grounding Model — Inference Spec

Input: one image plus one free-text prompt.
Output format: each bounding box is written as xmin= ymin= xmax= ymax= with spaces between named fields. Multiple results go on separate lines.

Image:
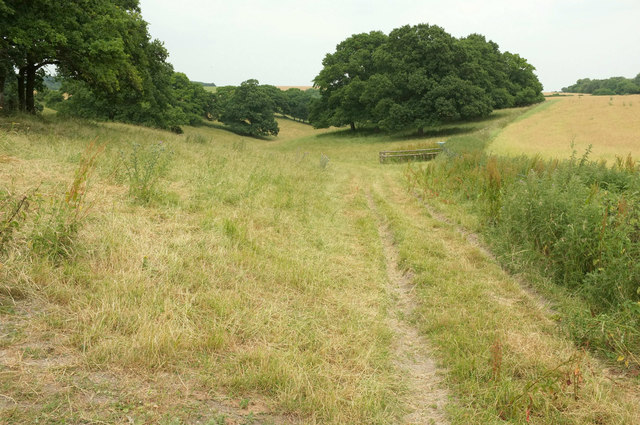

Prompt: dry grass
xmin=2 ymin=110 xmax=639 ymax=424
xmin=489 ymin=95 xmax=640 ymax=162
xmin=0 ymin=116 xmax=401 ymax=424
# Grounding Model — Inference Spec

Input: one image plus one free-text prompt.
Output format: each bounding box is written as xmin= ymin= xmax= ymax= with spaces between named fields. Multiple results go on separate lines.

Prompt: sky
xmin=139 ymin=0 xmax=640 ymax=91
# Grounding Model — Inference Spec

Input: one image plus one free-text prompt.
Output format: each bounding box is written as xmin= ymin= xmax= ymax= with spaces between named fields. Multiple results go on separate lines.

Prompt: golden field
xmin=489 ymin=94 xmax=640 ymax=162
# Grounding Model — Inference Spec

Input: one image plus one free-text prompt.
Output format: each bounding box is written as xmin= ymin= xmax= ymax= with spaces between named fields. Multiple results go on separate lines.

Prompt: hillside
xmin=1 ymin=112 xmax=639 ymax=424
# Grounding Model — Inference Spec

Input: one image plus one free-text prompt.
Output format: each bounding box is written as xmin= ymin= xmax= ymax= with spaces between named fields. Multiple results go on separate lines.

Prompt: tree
xmin=310 ymin=24 xmax=544 ymax=133
xmin=283 ymin=88 xmax=318 ymax=122
xmin=562 ymin=74 xmax=640 ymax=95
xmin=370 ymin=24 xmax=493 ymax=133
xmin=311 ymin=31 xmax=387 ymax=130
xmin=260 ymin=84 xmax=288 ymax=116
xmin=0 ymin=1 xmax=11 ymax=111
xmin=171 ymin=72 xmax=216 ymax=125
xmin=218 ymin=80 xmax=279 ymax=137
xmin=502 ymin=52 xmax=544 ymax=106
xmin=458 ymin=34 xmax=513 ymax=108
xmin=1 ymin=0 xmax=157 ymax=114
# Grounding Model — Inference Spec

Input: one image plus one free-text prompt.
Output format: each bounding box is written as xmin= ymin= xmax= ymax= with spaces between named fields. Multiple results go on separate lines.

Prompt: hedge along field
xmin=489 ymin=94 xmax=640 ymax=162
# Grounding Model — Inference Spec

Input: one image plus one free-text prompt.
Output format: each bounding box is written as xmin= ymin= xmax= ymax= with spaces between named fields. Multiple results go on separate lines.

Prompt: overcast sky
xmin=139 ymin=0 xmax=640 ymax=91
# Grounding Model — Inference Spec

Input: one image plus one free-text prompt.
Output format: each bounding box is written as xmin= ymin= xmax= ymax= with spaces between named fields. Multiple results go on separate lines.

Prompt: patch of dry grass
xmin=490 ymin=95 xmax=640 ymax=162
xmin=0 ymin=115 xmax=402 ymax=424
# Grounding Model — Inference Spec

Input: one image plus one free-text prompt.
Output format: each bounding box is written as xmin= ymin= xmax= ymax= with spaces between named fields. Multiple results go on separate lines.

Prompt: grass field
xmin=1 ymin=111 xmax=639 ymax=424
xmin=489 ymin=94 xmax=640 ymax=162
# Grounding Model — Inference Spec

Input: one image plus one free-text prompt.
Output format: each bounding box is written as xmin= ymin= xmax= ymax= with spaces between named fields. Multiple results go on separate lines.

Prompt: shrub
xmin=119 ymin=142 xmax=172 ymax=203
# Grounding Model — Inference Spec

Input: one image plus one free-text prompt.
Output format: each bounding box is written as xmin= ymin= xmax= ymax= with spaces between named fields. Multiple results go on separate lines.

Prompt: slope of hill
xmin=1 ymin=111 xmax=638 ymax=424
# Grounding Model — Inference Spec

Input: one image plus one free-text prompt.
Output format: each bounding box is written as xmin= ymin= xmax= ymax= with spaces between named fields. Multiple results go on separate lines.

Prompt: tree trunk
xmin=25 ymin=63 xmax=36 ymax=114
xmin=0 ymin=69 xmax=5 ymax=112
xmin=17 ymin=68 xmax=26 ymax=112
xmin=417 ymin=127 xmax=424 ymax=137
xmin=350 ymin=122 xmax=356 ymax=131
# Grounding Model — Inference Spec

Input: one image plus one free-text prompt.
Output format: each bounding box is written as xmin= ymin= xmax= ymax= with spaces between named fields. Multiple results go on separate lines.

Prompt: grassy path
xmin=366 ymin=190 xmax=449 ymax=425
xmin=1 ymin=113 xmax=639 ymax=424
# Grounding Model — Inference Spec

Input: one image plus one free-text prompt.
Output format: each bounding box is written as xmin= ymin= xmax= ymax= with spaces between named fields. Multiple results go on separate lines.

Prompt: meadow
xmin=1 ymin=107 xmax=639 ymax=424
xmin=489 ymin=94 xmax=640 ymax=162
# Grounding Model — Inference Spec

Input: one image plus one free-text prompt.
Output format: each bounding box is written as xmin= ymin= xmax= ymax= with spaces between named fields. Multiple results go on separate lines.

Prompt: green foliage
xmin=311 ymin=24 xmax=543 ymax=132
xmin=171 ymin=72 xmax=216 ymax=125
xmin=0 ymin=0 xmax=146 ymax=113
xmin=0 ymin=0 xmax=214 ymax=130
xmin=218 ymin=80 xmax=279 ymax=137
xmin=563 ymin=75 xmax=640 ymax=95
xmin=311 ymin=31 xmax=388 ymax=130
xmin=281 ymin=88 xmax=318 ymax=122
xmin=119 ymin=141 xmax=172 ymax=203
xmin=410 ymin=144 xmax=640 ymax=364
xmin=41 ymin=89 xmax=64 ymax=109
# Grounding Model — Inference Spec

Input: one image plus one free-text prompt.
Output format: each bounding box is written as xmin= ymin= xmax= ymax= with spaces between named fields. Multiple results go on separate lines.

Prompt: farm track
xmin=366 ymin=190 xmax=449 ymax=425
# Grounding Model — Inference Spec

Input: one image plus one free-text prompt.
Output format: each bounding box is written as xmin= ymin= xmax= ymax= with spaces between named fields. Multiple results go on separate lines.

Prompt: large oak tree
xmin=310 ymin=24 xmax=544 ymax=133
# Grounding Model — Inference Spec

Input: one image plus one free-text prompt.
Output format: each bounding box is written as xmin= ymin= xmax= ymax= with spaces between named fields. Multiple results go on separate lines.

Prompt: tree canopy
xmin=0 ymin=0 xmax=215 ymax=131
xmin=562 ymin=75 xmax=640 ymax=95
xmin=217 ymin=80 xmax=279 ymax=137
xmin=310 ymin=24 xmax=544 ymax=132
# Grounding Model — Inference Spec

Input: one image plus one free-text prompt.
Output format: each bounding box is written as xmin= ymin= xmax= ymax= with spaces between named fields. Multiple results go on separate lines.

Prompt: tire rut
xmin=366 ymin=191 xmax=449 ymax=425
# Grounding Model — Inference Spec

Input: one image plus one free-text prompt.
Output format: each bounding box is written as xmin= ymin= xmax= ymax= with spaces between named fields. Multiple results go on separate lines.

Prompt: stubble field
xmin=489 ymin=94 xmax=640 ymax=162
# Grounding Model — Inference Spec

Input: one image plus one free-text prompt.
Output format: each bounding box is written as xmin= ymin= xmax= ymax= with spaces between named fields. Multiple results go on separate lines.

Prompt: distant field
xmin=276 ymin=86 xmax=313 ymax=91
xmin=201 ymin=86 xmax=312 ymax=92
xmin=489 ymin=94 xmax=640 ymax=162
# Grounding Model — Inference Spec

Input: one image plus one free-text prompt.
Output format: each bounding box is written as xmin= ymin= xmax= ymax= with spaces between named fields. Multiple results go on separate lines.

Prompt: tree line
xmin=0 ymin=1 xmax=317 ymax=135
xmin=562 ymin=74 xmax=640 ymax=96
xmin=2 ymin=4 xmax=542 ymax=136
xmin=310 ymin=24 xmax=544 ymax=133
xmin=0 ymin=0 xmax=211 ymax=130
xmin=214 ymin=81 xmax=318 ymax=137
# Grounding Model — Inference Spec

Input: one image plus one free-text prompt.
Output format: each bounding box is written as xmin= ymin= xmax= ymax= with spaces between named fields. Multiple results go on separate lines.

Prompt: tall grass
xmin=0 ymin=114 xmax=402 ymax=424
xmin=409 ymin=142 xmax=640 ymax=366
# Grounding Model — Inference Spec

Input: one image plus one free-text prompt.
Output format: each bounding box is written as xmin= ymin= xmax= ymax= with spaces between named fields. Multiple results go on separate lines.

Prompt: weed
xmin=319 ymin=153 xmax=330 ymax=170
xmin=0 ymin=189 xmax=32 ymax=254
xmin=187 ymin=133 xmax=209 ymax=144
xmin=31 ymin=142 xmax=103 ymax=260
xmin=412 ymin=141 xmax=640 ymax=365
xmin=119 ymin=141 xmax=172 ymax=203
